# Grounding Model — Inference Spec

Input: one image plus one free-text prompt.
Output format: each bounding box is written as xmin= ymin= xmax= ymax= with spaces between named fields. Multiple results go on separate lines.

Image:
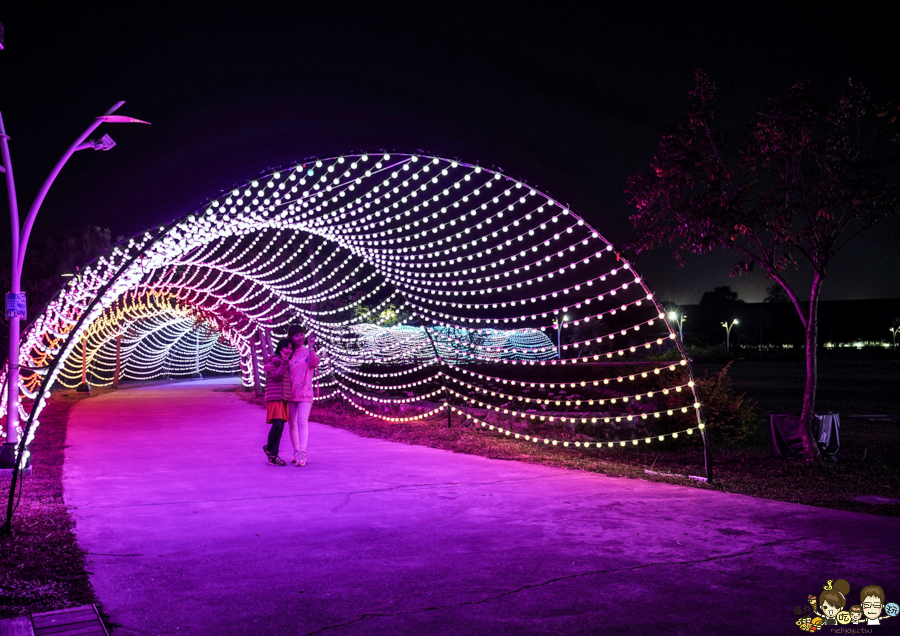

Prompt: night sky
xmin=2 ymin=3 xmax=897 ymax=304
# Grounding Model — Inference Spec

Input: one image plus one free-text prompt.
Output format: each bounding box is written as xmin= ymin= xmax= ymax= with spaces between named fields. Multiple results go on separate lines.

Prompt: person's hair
xmin=850 ymin=605 xmax=862 ymax=614
xmin=861 ymin=585 xmax=885 ymax=605
xmin=819 ymin=589 xmax=845 ymax=611
xmin=274 ymin=338 xmax=291 ymax=356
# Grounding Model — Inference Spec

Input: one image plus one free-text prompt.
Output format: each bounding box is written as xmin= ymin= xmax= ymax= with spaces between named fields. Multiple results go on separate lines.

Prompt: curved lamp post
xmin=890 ymin=325 xmax=900 ymax=348
xmin=0 ymin=102 xmax=149 ymax=470
xmin=667 ymin=310 xmax=686 ymax=342
xmin=721 ymin=319 xmax=738 ymax=350
xmin=554 ymin=313 xmax=568 ymax=359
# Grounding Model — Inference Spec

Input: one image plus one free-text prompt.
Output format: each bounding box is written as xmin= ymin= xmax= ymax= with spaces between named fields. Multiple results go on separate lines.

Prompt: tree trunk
xmin=798 ymin=273 xmax=824 ymax=463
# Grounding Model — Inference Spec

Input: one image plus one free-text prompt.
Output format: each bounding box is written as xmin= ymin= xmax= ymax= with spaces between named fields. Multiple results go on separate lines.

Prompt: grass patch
xmin=0 ymin=391 xmax=102 ymax=620
xmin=235 ymin=388 xmax=900 ymax=517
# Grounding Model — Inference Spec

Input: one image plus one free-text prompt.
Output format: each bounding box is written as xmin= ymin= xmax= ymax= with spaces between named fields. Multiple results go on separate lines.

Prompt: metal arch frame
xmin=2 ymin=152 xmax=711 ymax=482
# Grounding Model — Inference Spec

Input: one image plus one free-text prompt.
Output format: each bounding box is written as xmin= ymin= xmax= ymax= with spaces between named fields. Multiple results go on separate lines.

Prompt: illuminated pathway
xmin=64 ymin=380 xmax=899 ymax=635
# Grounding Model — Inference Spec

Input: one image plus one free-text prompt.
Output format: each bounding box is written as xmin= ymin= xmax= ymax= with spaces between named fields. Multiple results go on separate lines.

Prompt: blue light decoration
xmin=342 ymin=324 xmax=557 ymax=366
xmin=1 ymin=153 xmax=706 ymax=469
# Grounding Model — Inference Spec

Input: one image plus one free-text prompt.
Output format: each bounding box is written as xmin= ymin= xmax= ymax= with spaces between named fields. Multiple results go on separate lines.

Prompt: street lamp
xmin=554 ymin=313 xmax=568 ymax=359
xmin=721 ymin=319 xmax=738 ymax=350
xmin=667 ymin=311 xmax=686 ymax=341
xmin=890 ymin=325 xmax=900 ymax=348
xmin=1 ymin=102 xmax=149 ymax=470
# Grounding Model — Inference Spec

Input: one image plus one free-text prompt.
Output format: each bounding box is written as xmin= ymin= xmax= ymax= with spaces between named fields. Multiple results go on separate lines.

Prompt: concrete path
xmin=63 ymin=379 xmax=899 ymax=635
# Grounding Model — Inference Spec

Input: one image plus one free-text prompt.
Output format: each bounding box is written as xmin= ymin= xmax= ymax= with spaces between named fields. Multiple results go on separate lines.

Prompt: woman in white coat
xmin=286 ymin=324 xmax=319 ymax=466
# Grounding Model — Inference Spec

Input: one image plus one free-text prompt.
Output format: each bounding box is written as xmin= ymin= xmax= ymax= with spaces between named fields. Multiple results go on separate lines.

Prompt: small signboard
xmin=5 ymin=292 xmax=26 ymax=319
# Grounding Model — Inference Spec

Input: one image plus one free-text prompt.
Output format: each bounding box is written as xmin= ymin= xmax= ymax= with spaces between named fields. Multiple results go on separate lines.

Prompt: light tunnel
xmin=1 ymin=153 xmax=706 ymax=463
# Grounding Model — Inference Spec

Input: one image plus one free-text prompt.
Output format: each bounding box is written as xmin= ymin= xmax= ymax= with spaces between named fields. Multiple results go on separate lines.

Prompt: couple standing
xmin=263 ymin=324 xmax=319 ymax=466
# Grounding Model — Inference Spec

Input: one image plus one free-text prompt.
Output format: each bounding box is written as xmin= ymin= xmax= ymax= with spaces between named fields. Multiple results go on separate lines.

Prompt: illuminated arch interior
xmin=56 ymin=291 xmax=241 ymax=386
xmin=1 ymin=153 xmax=705 ymax=463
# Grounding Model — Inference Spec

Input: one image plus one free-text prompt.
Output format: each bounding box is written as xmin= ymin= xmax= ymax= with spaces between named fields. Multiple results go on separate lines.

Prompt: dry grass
xmin=0 ymin=392 xmax=102 ymax=619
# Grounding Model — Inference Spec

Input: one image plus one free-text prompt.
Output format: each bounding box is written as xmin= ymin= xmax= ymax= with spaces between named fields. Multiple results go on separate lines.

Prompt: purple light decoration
xmin=1 ymin=153 xmax=706 ymax=471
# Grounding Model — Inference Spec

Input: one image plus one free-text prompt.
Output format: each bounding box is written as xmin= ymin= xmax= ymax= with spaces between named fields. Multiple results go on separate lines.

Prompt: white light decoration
xmin=55 ymin=291 xmax=241 ymax=387
xmin=1 ymin=153 xmax=705 ymax=460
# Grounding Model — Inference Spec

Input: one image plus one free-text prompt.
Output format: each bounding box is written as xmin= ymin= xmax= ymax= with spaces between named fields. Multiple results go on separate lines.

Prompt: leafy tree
xmin=0 ymin=225 xmax=119 ymax=359
xmin=701 ymin=286 xmax=740 ymax=305
xmin=353 ymin=302 xmax=407 ymax=327
xmin=698 ymin=286 xmax=745 ymax=343
xmin=677 ymin=362 xmax=760 ymax=445
xmin=625 ymin=72 xmax=900 ymax=461
xmin=764 ymin=283 xmax=789 ymax=303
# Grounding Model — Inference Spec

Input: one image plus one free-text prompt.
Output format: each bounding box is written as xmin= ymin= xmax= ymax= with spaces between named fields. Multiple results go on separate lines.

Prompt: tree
xmin=764 ymin=283 xmax=789 ymax=303
xmin=0 ymin=225 xmax=118 ymax=360
xmin=700 ymin=286 xmax=740 ymax=306
xmin=699 ymin=286 xmax=745 ymax=345
xmin=625 ymin=71 xmax=900 ymax=461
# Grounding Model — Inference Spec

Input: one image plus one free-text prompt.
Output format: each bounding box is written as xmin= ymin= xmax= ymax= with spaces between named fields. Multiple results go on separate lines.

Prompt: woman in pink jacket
xmin=286 ymin=324 xmax=319 ymax=466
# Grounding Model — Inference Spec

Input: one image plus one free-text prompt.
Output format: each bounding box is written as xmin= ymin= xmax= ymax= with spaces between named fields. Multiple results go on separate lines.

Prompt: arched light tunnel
xmin=1 ymin=153 xmax=707 ymax=466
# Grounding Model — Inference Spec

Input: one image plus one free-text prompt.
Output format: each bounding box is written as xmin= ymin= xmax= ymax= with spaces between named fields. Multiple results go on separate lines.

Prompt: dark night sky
xmin=1 ymin=2 xmax=897 ymax=303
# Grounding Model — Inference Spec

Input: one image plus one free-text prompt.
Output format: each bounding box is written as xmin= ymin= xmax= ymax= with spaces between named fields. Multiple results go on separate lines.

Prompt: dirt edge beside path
xmin=0 ymin=391 xmax=107 ymax=622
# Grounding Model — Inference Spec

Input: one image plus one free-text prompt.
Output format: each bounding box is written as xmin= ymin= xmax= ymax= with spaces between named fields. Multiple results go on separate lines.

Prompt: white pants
xmin=288 ymin=401 xmax=312 ymax=453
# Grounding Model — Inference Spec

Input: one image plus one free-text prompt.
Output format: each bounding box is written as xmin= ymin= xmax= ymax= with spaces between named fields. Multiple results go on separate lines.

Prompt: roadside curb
xmin=0 ymin=605 xmax=108 ymax=636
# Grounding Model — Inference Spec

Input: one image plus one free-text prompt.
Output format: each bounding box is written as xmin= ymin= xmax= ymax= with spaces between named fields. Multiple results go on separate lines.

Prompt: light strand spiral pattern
xmin=1 ymin=153 xmax=705 ymax=468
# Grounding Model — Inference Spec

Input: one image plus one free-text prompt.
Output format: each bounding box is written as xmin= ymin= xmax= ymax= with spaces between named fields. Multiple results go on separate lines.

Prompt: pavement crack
xmin=74 ymin=473 xmax=591 ymax=510
xmin=301 ymin=611 xmax=402 ymax=635
xmin=448 ymin=535 xmax=814 ymax=607
xmin=300 ymin=536 xmax=812 ymax=632
xmin=84 ymin=552 xmax=144 ymax=556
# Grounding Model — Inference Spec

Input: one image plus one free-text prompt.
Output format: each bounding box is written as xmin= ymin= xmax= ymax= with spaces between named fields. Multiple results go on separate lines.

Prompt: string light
xmin=454 ymin=407 xmax=703 ymax=448
xmin=54 ymin=292 xmax=240 ymax=388
xmin=1 ymin=153 xmax=705 ymax=458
